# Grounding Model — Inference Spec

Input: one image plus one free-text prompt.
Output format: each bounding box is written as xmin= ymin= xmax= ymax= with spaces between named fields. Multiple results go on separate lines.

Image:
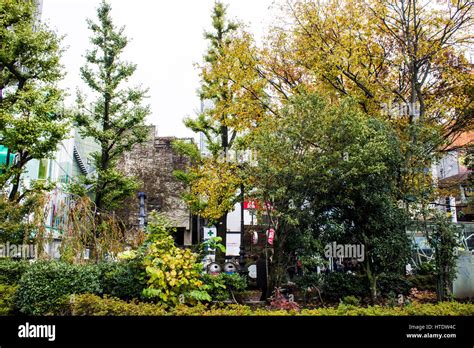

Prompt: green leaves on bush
xmin=16 ymin=261 xmax=102 ymax=315
xmin=70 ymin=294 xmax=167 ymax=316
xmin=378 ymin=274 xmax=411 ymax=296
xmin=201 ymin=273 xmax=247 ymax=302
xmin=98 ymin=260 xmax=146 ymax=300
xmin=0 ymin=259 xmax=30 ymax=285
xmin=408 ymin=274 xmax=437 ymax=291
xmin=0 ymin=284 xmax=18 ymax=315
xmin=321 ymin=273 xmax=368 ymax=301
xmin=68 ymin=294 xmax=474 ymax=316
xmin=142 ymin=213 xmax=206 ymax=305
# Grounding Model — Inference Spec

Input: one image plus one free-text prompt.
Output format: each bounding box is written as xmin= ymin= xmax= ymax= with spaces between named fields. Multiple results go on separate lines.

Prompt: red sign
xmin=244 ymin=200 xmax=274 ymax=211
xmin=244 ymin=200 xmax=258 ymax=210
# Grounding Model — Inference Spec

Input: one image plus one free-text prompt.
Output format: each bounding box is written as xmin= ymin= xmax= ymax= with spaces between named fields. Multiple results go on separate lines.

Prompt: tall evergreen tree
xmin=75 ymin=1 xmax=150 ymax=213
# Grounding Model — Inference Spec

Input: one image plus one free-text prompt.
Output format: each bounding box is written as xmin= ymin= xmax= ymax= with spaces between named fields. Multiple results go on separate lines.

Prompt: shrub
xmin=377 ymin=274 xmax=411 ymax=296
xmin=415 ymin=261 xmax=435 ymax=276
xmin=201 ymin=273 xmax=247 ymax=302
xmin=98 ymin=260 xmax=146 ymax=300
xmin=341 ymin=295 xmax=360 ymax=306
xmin=0 ymin=259 xmax=30 ymax=285
xmin=408 ymin=274 xmax=437 ymax=291
xmin=0 ymin=284 xmax=18 ymax=315
xmin=70 ymin=294 xmax=167 ymax=316
xmin=141 ymin=213 xmax=206 ymax=305
xmin=16 ymin=261 xmax=102 ymax=315
xmin=295 ymin=273 xmax=322 ymax=290
xmin=67 ymin=294 xmax=474 ymax=316
xmin=321 ymin=273 xmax=368 ymax=301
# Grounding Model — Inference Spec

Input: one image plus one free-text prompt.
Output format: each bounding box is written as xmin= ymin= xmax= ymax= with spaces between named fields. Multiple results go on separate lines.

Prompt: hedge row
xmin=69 ymin=294 xmax=474 ymax=316
xmin=0 ymin=259 xmax=442 ymax=315
xmin=0 ymin=259 xmax=144 ymax=315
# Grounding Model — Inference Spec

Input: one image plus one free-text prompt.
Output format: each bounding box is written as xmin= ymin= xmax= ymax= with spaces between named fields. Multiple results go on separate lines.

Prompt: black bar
xmin=0 ymin=316 xmax=472 ymax=347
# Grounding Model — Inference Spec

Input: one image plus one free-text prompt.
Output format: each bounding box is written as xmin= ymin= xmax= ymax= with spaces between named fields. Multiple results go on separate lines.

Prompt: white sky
xmin=42 ymin=0 xmax=277 ymax=140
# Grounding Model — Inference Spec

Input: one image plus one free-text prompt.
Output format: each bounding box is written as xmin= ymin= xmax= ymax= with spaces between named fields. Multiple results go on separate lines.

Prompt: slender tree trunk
xmin=8 ymin=173 xmax=20 ymax=201
xmin=365 ymin=259 xmax=378 ymax=304
xmin=215 ymin=212 xmax=227 ymax=263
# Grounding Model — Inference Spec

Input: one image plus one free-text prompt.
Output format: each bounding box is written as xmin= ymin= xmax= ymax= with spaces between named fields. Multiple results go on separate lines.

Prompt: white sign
xmin=203 ymin=227 xmax=217 ymax=240
xmin=226 ymin=233 xmax=241 ymax=256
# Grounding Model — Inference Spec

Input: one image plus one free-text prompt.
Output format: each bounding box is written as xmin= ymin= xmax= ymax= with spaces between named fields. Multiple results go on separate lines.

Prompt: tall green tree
xmin=0 ymin=0 xmax=67 ymax=243
xmin=75 ymin=1 xmax=150 ymax=213
xmin=176 ymin=1 xmax=266 ymax=259
xmin=0 ymin=0 xmax=67 ymax=200
xmin=251 ymin=93 xmax=410 ymax=302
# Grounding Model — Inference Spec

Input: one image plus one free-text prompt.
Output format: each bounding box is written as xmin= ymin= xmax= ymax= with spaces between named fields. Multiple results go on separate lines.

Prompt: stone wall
xmin=116 ymin=126 xmax=193 ymax=238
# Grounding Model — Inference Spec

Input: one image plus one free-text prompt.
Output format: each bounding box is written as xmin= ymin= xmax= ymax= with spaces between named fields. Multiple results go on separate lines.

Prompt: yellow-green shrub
xmin=68 ymin=294 xmax=474 ymax=316
xmin=141 ymin=213 xmax=207 ymax=305
xmin=0 ymin=284 xmax=18 ymax=315
xmin=70 ymin=294 xmax=168 ymax=316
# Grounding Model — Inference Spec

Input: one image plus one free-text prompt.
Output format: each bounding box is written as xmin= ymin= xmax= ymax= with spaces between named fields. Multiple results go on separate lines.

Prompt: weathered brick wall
xmin=115 ymin=126 xmax=192 ymax=231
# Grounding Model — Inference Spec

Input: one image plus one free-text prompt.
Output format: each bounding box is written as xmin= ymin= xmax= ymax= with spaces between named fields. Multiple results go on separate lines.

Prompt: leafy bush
xmin=378 ymin=274 xmax=411 ymax=296
xmin=141 ymin=213 xmax=206 ymax=305
xmin=0 ymin=259 xmax=30 ymax=285
xmin=415 ymin=261 xmax=435 ymax=276
xmin=295 ymin=273 xmax=322 ymax=290
xmin=341 ymin=295 xmax=360 ymax=306
xmin=409 ymin=274 xmax=437 ymax=291
xmin=0 ymin=284 xmax=18 ymax=315
xmin=16 ymin=261 xmax=102 ymax=315
xmin=67 ymin=294 xmax=474 ymax=316
xmin=321 ymin=273 xmax=368 ymax=301
xmin=70 ymin=294 xmax=167 ymax=316
xmin=98 ymin=260 xmax=146 ymax=300
xmin=201 ymin=273 xmax=247 ymax=302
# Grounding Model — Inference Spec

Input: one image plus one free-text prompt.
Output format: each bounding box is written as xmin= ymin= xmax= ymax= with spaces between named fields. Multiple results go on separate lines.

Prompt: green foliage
xmin=427 ymin=212 xmax=461 ymax=300
xmin=0 ymin=258 xmax=30 ymax=285
xmin=201 ymin=273 xmax=247 ymax=302
xmin=74 ymin=0 xmax=150 ymax=212
xmin=295 ymin=273 xmax=322 ymax=290
xmin=142 ymin=213 xmax=206 ymax=305
xmin=321 ymin=273 xmax=368 ymax=301
xmin=341 ymin=295 xmax=361 ymax=306
xmin=16 ymin=261 xmax=102 ymax=315
xmin=377 ymin=274 xmax=411 ymax=296
xmin=408 ymin=274 xmax=437 ymax=292
xmin=0 ymin=0 xmax=68 ymax=241
xmin=0 ymin=284 xmax=18 ymax=315
xmin=415 ymin=261 xmax=436 ymax=276
xmin=196 ymin=236 xmax=226 ymax=258
xmin=69 ymin=293 xmax=167 ymax=316
xmin=98 ymin=260 xmax=146 ymax=300
xmin=67 ymin=294 xmax=474 ymax=316
xmin=251 ymin=93 xmax=410 ymax=299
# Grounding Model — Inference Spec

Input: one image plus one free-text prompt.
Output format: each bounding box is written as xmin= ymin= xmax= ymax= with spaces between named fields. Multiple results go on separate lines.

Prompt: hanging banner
xmin=266 ymin=228 xmax=275 ymax=245
xmin=251 ymin=231 xmax=258 ymax=245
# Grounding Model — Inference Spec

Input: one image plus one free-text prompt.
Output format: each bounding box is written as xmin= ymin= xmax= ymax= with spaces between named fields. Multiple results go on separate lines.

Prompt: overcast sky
xmin=41 ymin=0 xmax=277 ymax=140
